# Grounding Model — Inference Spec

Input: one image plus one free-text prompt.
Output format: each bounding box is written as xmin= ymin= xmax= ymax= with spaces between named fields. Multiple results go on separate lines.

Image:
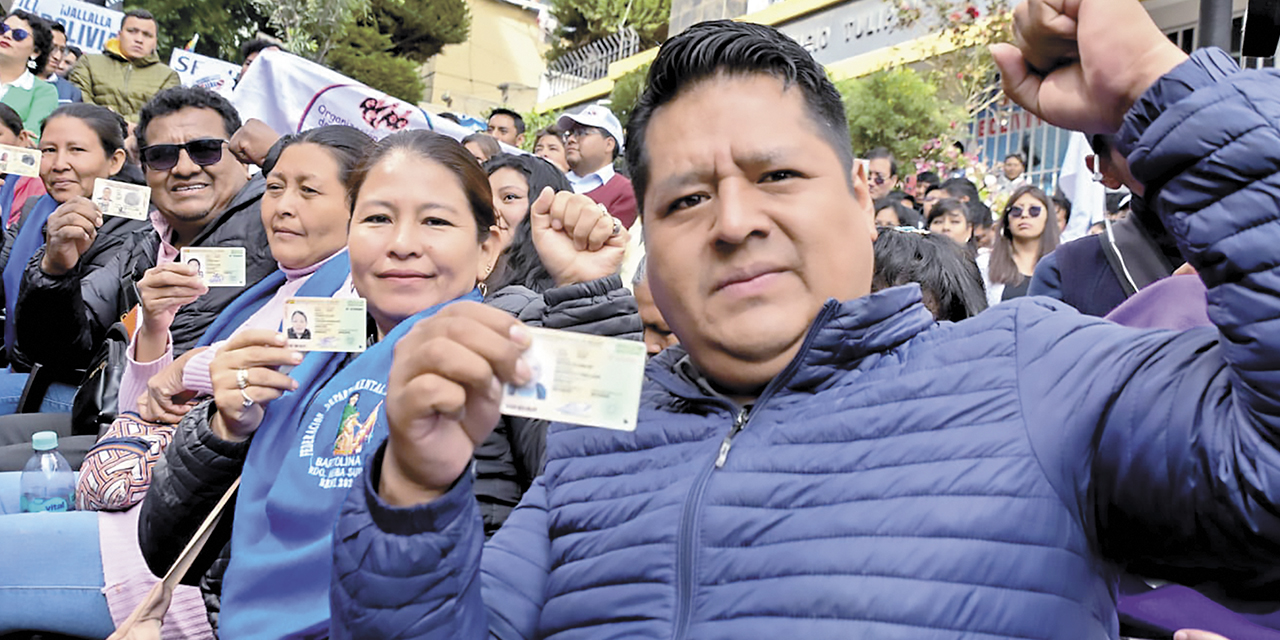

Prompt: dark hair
xmin=262 ymin=125 xmax=375 ymax=208
xmin=65 ymin=45 xmax=81 ymax=59
xmin=137 ymin=86 xmax=242 ymax=150
xmin=291 ymin=310 xmax=307 ymax=321
xmin=873 ymin=197 xmax=920 ymax=228
xmin=917 ymin=171 xmax=941 ymax=194
xmin=867 ymin=147 xmax=898 ymax=178
xmin=48 ymin=20 xmax=65 ymax=36
xmin=1003 ymin=153 xmax=1026 ymax=166
xmin=872 ymin=228 xmax=987 ymax=322
xmin=926 ymin=198 xmax=972 ymax=238
xmin=122 ymin=9 xmax=156 ymax=27
xmin=534 ymin=125 xmax=563 ymax=144
xmin=349 ymin=130 xmax=496 ymax=241
xmin=940 ymin=176 xmax=992 ymax=230
xmin=483 ymin=153 xmax=572 ymax=293
xmin=436 ymin=112 xmax=463 ymax=124
xmin=989 ymin=185 xmax=1060 ymax=287
xmin=1052 ymin=191 xmax=1071 ymax=228
xmin=461 ymin=133 xmax=501 ymax=162
xmin=239 ymin=37 xmax=278 ymax=62
xmin=42 ymin=103 xmax=128 ymax=155
xmin=626 ymin=20 xmax=852 ymax=215
xmin=8 ymin=11 xmax=53 ymax=78
xmin=0 ymin=103 xmax=22 ymax=138
xmin=488 ymin=108 xmax=525 ymax=136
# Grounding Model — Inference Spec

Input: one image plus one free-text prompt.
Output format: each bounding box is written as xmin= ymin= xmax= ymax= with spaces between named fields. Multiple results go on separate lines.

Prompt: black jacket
xmin=137 ymin=275 xmax=641 ymax=631
xmin=15 ymin=176 xmax=273 ymax=377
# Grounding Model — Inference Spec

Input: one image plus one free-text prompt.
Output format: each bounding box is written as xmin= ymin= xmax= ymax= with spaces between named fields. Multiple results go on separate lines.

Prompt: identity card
xmin=500 ymin=327 xmax=646 ymax=431
xmin=93 ymin=178 xmax=151 ymax=220
xmin=180 ymin=247 xmax=246 ymax=287
xmin=0 ymin=144 xmax=40 ymax=177
xmin=284 ymin=297 xmax=367 ymax=353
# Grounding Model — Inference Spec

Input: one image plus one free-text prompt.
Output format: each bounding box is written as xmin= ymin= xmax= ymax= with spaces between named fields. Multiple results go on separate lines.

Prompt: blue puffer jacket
xmin=331 ymin=49 xmax=1280 ymax=639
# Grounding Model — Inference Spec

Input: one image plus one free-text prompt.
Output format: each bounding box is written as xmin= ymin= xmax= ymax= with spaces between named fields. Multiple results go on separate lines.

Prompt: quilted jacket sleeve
xmin=1016 ymin=48 xmax=1280 ymax=597
xmin=331 ymin=444 xmax=551 ymax=640
xmin=137 ymin=399 xmax=247 ymax=585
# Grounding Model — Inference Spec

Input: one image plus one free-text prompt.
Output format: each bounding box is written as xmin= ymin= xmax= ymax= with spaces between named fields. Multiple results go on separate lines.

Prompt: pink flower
xmin=949 ymin=12 xmax=962 ymax=21
xmin=966 ymin=5 xmax=980 ymax=18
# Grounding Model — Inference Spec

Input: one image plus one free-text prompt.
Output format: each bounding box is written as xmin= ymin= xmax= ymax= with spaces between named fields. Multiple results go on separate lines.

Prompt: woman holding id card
xmin=138 ymin=131 xmax=640 ymax=638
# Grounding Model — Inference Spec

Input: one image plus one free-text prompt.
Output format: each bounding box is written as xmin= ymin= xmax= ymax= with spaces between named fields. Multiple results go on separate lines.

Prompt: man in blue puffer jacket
xmin=330 ymin=1 xmax=1280 ymax=637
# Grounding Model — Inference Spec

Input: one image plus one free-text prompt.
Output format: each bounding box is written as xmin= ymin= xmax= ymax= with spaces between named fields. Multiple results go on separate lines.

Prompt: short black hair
xmin=8 ymin=11 xmax=54 ymax=78
xmin=262 ymin=125 xmax=375 ymax=209
xmin=872 ymin=228 xmax=987 ymax=322
xmin=122 ymin=9 xmax=156 ymax=26
xmin=0 ymin=103 xmax=23 ymax=138
xmin=867 ymin=147 xmax=898 ymax=178
xmin=65 ymin=45 xmax=82 ymax=59
xmin=626 ymin=20 xmax=852 ymax=215
xmin=137 ymin=86 xmax=242 ymax=150
xmin=873 ymin=197 xmax=920 ymax=228
xmin=239 ymin=37 xmax=278 ymax=62
xmin=1003 ymin=153 xmax=1026 ymax=166
xmin=940 ymin=177 xmax=992 ymax=229
xmin=488 ymin=108 xmax=525 ymax=136
xmin=48 ymin=21 xmax=65 ymax=36
xmin=1052 ymin=191 xmax=1072 ymax=227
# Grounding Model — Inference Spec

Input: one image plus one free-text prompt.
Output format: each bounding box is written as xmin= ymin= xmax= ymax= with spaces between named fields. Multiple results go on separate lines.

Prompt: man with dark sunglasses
xmin=865 ymin=147 xmax=898 ymax=200
xmin=14 ymin=86 xmax=276 ymax=379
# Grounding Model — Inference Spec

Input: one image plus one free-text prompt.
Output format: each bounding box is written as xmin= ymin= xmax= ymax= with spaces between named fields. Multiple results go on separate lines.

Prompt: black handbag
xmin=71 ymin=322 xmax=130 ymax=437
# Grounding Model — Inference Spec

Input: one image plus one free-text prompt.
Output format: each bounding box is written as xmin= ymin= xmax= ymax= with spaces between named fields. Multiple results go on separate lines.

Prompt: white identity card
xmin=93 ymin=178 xmax=151 ymax=220
xmin=180 ymin=247 xmax=246 ymax=287
xmin=0 ymin=144 xmax=40 ymax=177
xmin=500 ymin=327 xmax=646 ymax=431
xmin=284 ymin=297 xmax=367 ymax=352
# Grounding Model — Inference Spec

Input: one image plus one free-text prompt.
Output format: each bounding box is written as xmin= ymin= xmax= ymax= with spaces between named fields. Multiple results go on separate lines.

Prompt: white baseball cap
xmin=557 ymin=105 xmax=625 ymax=151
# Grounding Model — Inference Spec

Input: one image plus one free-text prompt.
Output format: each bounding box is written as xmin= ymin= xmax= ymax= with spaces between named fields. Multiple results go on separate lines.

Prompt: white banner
xmin=231 ymin=48 xmax=518 ymax=150
xmin=11 ymin=0 xmax=123 ymax=54
xmin=169 ymin=49 xmax=240 ymax=97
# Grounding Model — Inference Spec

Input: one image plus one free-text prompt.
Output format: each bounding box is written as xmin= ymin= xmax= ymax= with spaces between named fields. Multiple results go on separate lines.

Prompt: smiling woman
xmin=0 ymin=11 xmax=58 ymax=137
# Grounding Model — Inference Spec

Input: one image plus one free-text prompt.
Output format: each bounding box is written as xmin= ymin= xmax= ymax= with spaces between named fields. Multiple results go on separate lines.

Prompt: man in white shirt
xmin=557 ymin=104 xmax=637 ymax=228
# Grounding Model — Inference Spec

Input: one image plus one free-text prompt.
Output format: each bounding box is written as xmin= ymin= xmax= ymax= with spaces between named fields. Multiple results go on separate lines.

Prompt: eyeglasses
xmin=1 ymin=24 xmax=31 ymax=42
xmin=140 ymin=139 xmax=228 ymax=172
xmin=565 ymin=125 xmax=601 ymax=140
xmin=869 ymin=172 xmax=889 ymax=186
xmin=1007 ymin=204 xmax=1043 ymax=219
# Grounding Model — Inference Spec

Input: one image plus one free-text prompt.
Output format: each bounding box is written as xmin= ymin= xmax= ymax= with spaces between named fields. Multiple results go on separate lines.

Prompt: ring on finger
xmin=236 ymin=368 xmax=249 ymax=390
xmin=610 ymin=217 xmax=623 ymax=236
xmin=240 ymin=388 xmax=254 ymax=408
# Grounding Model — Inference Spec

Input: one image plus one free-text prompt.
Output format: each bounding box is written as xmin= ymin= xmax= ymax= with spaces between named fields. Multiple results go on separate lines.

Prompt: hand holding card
xmin=40 ymin=197 xmax=103 ymax=276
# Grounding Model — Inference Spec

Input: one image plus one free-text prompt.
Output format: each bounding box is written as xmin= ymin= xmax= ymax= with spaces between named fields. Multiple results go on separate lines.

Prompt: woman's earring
xmin=27 ymin=58 xmax=37 ymax=71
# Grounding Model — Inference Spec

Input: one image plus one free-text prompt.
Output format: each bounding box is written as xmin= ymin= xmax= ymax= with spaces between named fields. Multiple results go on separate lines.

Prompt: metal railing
xmin=539 ymin=27 xmax=641 ymax=102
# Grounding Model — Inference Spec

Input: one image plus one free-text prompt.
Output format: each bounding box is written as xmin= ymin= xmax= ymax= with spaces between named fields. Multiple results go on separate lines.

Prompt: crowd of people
xmin=0 ymin=0 xmax=1276 ymax=638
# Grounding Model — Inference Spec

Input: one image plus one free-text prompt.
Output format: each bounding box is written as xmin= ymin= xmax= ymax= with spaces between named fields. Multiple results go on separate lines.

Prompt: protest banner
xmin=232 ymin=48 xmax=518 ymax=150
xmin=170 ymin=49 xmax=241 ymax=97
xmin=11 ymin=0 xmax=122 ymax=53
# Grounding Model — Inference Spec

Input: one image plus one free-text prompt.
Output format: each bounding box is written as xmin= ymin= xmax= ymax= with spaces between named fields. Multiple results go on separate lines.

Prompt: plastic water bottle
xmin=20 ymin=431 xmax=75 ymax=513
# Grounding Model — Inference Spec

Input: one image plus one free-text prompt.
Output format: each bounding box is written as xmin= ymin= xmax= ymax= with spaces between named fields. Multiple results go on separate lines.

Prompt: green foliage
xmin=548 ymin=0 xmax=669 ymax=60
xmin=607 ymin=62 xmax=648 ymax=128
xmin=247 ymin=0 xmax=369 ymax=63
xmin=132 ymin=0 xmax=271 ymax=61
xmin=838 ymin=67 xmax=962 ymax=168
xmin=366 ymin=0 xmax=470 ymax=63
xmin=894 ymin=0 xmax=1011 ymax=117
xmin=327 ymin=23 xmax=425 ymax=102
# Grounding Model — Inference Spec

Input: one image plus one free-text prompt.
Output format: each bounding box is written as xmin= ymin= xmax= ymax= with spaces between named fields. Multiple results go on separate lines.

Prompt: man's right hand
xmin=229 ymin=118 xmax=281 ymax=168
xmin=380 ymin=302 xmax=532 ymax=507
xmin=991 ymin=0 xmax=1189 ymax=134
xmin=40 ymin=197 xmax=102 ymax=276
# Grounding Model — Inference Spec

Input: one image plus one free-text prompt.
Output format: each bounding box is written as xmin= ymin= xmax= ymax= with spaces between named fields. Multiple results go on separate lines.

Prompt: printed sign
xmin=92 ymin=178 xmax=150 ymax=220
xmin=500 ymin=327 xmax=647 ymax=431
xmin=11 ymin=0 xmax=123 ymax=54
xmin=179 ymin=247 xmax=246 ymax=287
xmin=170 ymin=49 xmax=241 ymax=97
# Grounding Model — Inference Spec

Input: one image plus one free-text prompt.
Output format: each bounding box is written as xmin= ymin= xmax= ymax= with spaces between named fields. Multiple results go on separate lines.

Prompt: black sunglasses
xmin=1007 ymin=204 xmax=1043 ymax=219
xmin=140 ymin=139 xmax=228 ymax=172
xmin=1 ymin=24 xmax=31 ymax=42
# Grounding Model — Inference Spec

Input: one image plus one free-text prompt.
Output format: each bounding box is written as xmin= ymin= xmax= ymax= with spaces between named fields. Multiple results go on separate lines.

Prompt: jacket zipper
xmin=668 ymin=303 xmax=839 ymax=640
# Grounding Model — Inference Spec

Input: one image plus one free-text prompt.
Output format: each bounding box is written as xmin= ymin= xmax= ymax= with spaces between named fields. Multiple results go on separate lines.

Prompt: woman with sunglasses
xmin=980 ymin=184 xmax=1061 ymax=306
xmin=0 ymin=11 xmax=57 ymax=138
xmin=136 ymin=131 xmax=638 ymax=638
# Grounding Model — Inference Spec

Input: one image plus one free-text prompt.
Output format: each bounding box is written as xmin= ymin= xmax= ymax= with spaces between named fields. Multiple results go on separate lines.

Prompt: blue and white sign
xmin=170 ymin=49 xmax=241 ymax=97
xmin=11 ymin=0 xmax=123 ymax=54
